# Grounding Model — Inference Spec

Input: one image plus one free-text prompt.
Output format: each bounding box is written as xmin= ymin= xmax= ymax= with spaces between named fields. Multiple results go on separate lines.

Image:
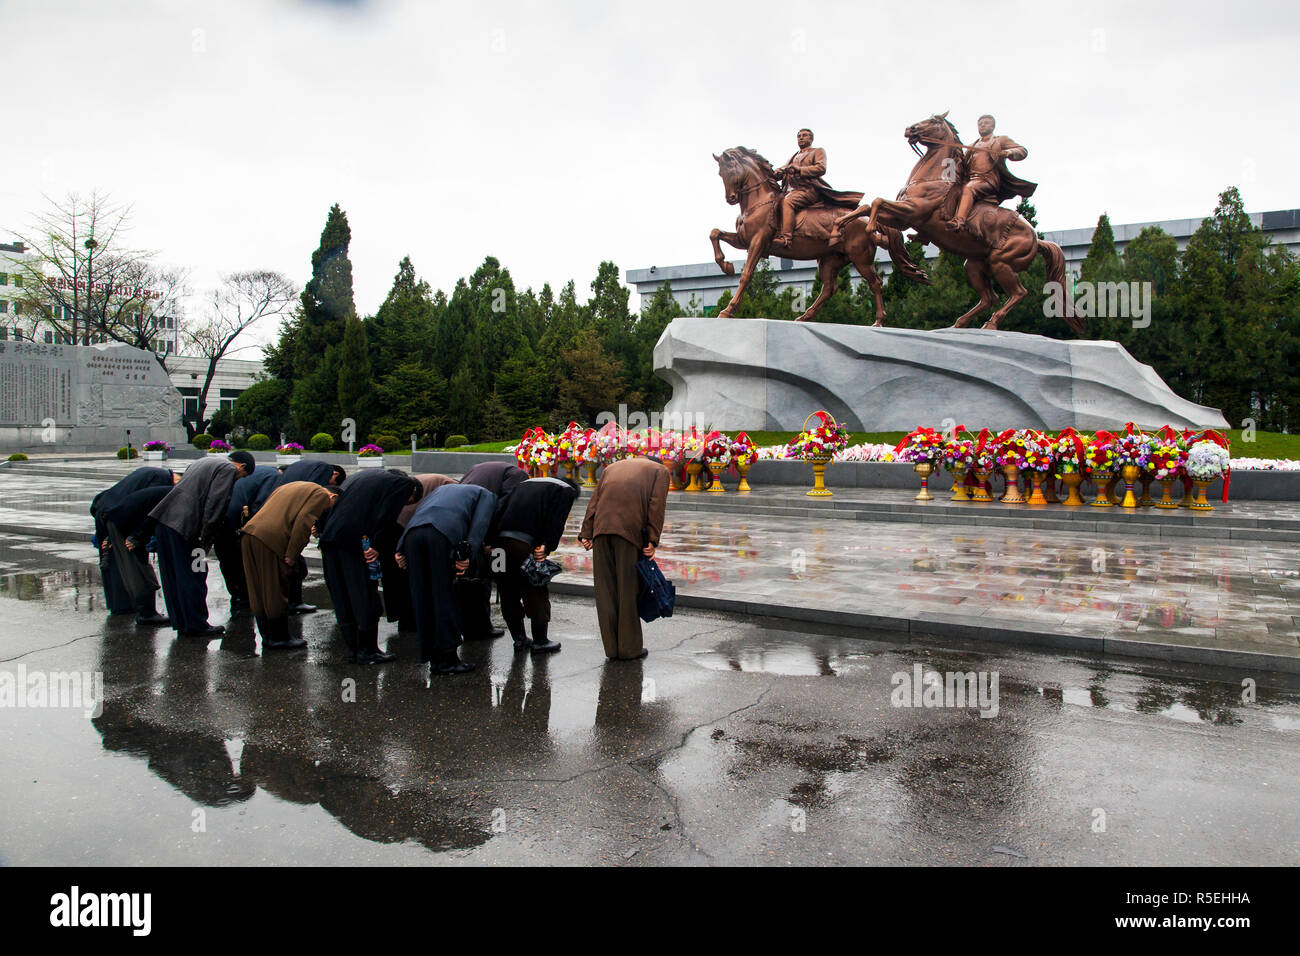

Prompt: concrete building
xmin=627 ymin=208 xmax=1300 ymax=313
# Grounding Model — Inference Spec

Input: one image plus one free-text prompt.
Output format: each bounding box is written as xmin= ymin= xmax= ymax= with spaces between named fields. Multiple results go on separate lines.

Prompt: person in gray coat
xmin=144 ymin=451 xmax=253 ymax=638
xmin=395 ymin=483 xmax=497 ymax=675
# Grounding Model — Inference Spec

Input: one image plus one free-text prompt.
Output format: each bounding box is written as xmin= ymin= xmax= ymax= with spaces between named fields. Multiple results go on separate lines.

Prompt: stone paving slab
xmin=4 ymin=469 xmax=1300 ymax=674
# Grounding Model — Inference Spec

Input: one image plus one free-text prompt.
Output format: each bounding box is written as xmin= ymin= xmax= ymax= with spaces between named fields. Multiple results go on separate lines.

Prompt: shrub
xmin=310 ymin=432 xmax=335 ymax=453
xmin=247 ymin=433 xmax=273 ymax=450
xmin=445 ymin=434 xmax=469 ymax=448
xmin=371 ymin=434 xmax=400 ymax=453
xmin=208 ymin=407 xmax=233 ymax=440
xmin=7 ymin=453 xmax=28 ymax=461
xmin=117 ymin=446 xmax=139 ymax=460
xmin=192 ymin=433 xmax=214 ymax=450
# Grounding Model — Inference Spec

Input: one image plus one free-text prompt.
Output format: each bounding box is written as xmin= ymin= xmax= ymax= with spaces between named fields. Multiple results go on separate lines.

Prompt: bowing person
xmin=317 ymin=468 xmax=423 ymax=664
xmin=459 ymin=460 xmax=528 ymax=639
xmin=492 ymin=477 xmax=580 ymax=655
xmin=90 ymin=466 xmax=177 ymax=625
xmin=394 ymin=483 xmax=497 ymax=676
xmin=250 ymin=459 xmax=346 ymax=615
xmin=240 ymin=481 xmax=337 ymax=650
xmin=147 ymin=451 xmax=254 ymax=639
xmin=215 ymin=463 xmax=281 ymax=611
xmin=380 ymin=473 xmax=456 ymax=633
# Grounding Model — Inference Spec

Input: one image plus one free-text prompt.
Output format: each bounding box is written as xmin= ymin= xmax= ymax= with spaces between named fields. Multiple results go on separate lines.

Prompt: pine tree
xmin=336 ymin=315 xmax=374 ymax=439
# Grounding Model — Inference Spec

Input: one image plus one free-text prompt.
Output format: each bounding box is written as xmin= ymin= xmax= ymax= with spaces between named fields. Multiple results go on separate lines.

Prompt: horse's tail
xmin=883 ymin=225 xmax=931 ymax=286
xmin=1038 ymin=239 xmax=1081 ymax=333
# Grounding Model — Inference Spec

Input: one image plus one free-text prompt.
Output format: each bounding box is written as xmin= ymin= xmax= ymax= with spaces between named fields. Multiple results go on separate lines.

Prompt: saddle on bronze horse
xmin=770 ymin=193 xmax=865 ymax=244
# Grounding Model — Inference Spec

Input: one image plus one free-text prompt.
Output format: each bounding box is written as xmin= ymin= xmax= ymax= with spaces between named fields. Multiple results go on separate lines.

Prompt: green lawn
xmin=431 ymin=428 xmax=1298 ymax=460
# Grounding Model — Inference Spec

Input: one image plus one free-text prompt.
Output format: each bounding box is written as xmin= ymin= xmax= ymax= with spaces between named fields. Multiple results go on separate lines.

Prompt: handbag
xmin=635 ymin=556 xmax=675 ymax=623
xmin=521 ymin=555 xmax=563 ymax=587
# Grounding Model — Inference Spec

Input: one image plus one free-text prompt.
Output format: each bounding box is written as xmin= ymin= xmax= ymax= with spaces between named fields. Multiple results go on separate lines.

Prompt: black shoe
xmin=513 ymin=639 xmax=532 ymax=653
xmin=265 ymin=635 xmax=307 ymax=649
xmin=263 ymin=617 xmax=306 ymax=650
xmin=432 ymin=656 xmax=476 ymax=675
xmin=616 ymin=649 xmax=649 ymax=661
xmin=530 ymin=640 xmax=561 ymax=655
xmin=286 ymin=603 xmax=317 ymax=615
xmin=357 ymin=648 xmax=397 ymax=665
xmin=135 ymin=613 xmax=171 ymax=626
xmin=180 ymin=625 xmax=225 ymax=639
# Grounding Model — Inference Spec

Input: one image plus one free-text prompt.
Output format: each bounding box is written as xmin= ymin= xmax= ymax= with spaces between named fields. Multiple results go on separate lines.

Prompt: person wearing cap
xmin=145 ymin=451 xmax=254 ymax=638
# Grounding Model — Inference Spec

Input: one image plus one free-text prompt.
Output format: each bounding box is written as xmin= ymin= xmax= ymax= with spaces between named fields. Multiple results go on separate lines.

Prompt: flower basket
xmin=790 ymin=411 xmax=849 ymax=498
xmin=207 ymin=439 xmax=232 ymax=454
xmin=356 ymin=443 xmax=385 ymax=468
xmin=1184 ymin=440 xmax=1230 ymax=512
xmin=276 ymin=441 xmax=305 ymax=466
xmin=894 ymin=427 xmax=947 ymax=501
xmin=143 ymin=440 xmax=169 ymax=462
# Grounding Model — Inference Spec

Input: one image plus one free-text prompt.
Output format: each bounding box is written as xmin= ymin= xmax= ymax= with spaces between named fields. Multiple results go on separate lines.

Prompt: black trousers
xmin=155 ymin=524 xmax=210 ymax=633
xmin=403 ymin=525 xmax=462 ymax=662
xmin=320 ymin=542 xmax=382 ymax=635
xmin=494 ymin=538 xmax=551 ymax=639
xmin=100 ymin=521 xmax=160 ymax=615
xmin=455 ymin=575 xmax=495 ymax=639
xmin=212 ymin=524 xmax=247 ymax=601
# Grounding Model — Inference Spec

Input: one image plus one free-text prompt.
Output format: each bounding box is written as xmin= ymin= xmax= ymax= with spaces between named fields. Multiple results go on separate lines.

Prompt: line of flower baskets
xmin=509 ymin=413 xmax=852 ymax=496
xmin=892 ymin=423 xmax=1233 ymax=511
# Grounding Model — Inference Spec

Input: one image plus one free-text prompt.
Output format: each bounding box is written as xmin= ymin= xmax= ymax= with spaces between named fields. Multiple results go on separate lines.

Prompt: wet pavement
xmin=6 ymin=467 xmax=1300 ymax=670
xmin=2 ymin=536 xmax=1299 ymax=865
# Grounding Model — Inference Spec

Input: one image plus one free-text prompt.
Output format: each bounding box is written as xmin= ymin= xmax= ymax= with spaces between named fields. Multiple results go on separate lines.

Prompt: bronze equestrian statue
xmin=833 ymin=112 xmax=1079 ymax=333
xmin=709 ymin=130 xmax=929 ymax=323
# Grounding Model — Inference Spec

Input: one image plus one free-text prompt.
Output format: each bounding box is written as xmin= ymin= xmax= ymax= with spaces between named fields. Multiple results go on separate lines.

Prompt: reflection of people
xmin=318 ymin=469 xmax=423 ymax=664
xmin=578 ymin=457 xmax=669 ymax=661
xmin=395 ymin=483 xmax=497 ymax=675
xmin=951 ymin=114 xmax=1034 ymax=232
xmin=147 ymin=452 xmax=253 ymax=638
xmin=91 ymin=466 xmax=176 ymax=625
xmin=241 ymin=481 xmax=336 ymax=650
xmin=492 ymin=477 xmax=580 ymax=655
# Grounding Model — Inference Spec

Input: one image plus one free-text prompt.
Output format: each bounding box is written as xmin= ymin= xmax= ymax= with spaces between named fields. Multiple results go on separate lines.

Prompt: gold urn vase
xmin=1188 ymin=478 xmax=1215 ymax=512
xmin=1026 ymin=471 xmax=1049 ymax=505
xmin=737 ymin=461 xmax=752 ymax=492
xmin=685 ymin=461 xmax=704 ymax=492
xmin=1119 ymin=464 xmax=1141 ymax=508
xmin=1155 ymin=478 xmax=1180 ymax=509
xmin=1042 ymin=473 xmax=1061 ymax=504
xmin=1089 ymin=470 xmax=1115 ymax=508
xmin=1138 ymin=475 xmax=1155 ymax=507
xmin=1000 ymin=465 xmax=1026 ymax=504
xmin=949 ymin=465 xmax=970 ymax=502
xmin=807 ymin=455 xmax=833 ymax=498
xmin=582 ymin=461 xmax=599 ymax=488
xmin=970 ymin=468 xmax=994 ymax=502
xmin=707 ymin=461 xmax=727 ymax=493
xmin=913 ymin=462 xmax=934 ymax=501
xmin=1061 ymin=472 xmax=1086 ymax=506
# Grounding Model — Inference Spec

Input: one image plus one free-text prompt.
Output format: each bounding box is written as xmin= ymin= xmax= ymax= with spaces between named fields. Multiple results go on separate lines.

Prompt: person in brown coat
xmin=240 ymin=481 xmax=336 ymax=650
xmin=577 ymin=457 xmax=669 ymax=661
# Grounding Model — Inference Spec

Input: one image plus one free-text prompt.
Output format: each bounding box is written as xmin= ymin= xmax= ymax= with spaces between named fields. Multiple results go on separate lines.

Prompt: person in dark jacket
xmin=394 ymin=483 xmax=497 ymax=675
xmin=458 ymin=461 xmax=528 ymax=639
xmin=250 ymin=460 xmax=346 ymax=615
xmin=241 ymin=481 xmax=336 ymax=650
xmin=318 ymin=468 xmax=422 ymax=664
xmin=90 ymin=466 xmax=176 ymax=624
xmin=214 ymin=464 xmax=280 ymax=611
xmin=492 ymin=477 xmax=579 ymax=655
xmin=146 ymin=452 xmax=254 ymax=638
xmin=380 ymin=473 xmax=456 ymax=633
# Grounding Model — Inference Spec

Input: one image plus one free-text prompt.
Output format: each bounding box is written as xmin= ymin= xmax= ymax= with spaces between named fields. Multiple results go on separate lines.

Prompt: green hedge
xmin=192 ymin=433 xmax=213 ymax=450
xmin=310 ymin=432 xmax=334 ymax=453
xmin=247 ymin=433 xmax=273 ymax=451
xmin=371 ymin=434 xmax=400 ymax=453
xmin=445 ymin=434 xmax=469 ymax=448
xmin=117 ymin=447 xmax=139 ymax=460
xmin=7 ymin=452 xmax=28 ymax=461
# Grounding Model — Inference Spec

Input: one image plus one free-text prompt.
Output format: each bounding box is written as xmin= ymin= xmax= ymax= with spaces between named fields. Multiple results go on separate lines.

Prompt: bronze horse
xmin=709 ymin=147 xmax=929 ymax=323
xmin=835 ymin=112 xmax=1078 ymax=332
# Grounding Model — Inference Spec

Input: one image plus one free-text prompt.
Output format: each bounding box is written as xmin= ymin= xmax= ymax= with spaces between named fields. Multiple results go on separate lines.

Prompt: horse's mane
xmin=724 ymin=146 xmax=781 ymax=189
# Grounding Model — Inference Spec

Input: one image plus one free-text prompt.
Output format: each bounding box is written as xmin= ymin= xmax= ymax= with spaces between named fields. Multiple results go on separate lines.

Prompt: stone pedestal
xmin=0 ymin=340 xmax=185 ymax=453
xmin=653 ymin=318 xmax=1227 ymax=432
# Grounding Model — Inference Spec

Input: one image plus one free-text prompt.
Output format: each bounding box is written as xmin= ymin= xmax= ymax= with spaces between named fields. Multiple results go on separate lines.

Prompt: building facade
xmin=626 ymin=208 xmax=1300 ymax=313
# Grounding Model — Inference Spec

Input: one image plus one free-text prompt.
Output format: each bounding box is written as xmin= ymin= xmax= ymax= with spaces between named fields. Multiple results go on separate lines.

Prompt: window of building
xmin=44 ymin=331 xmax=53 ymax=344
xmin=0 ymin=300 xmax=7 ymax=314
xmin=0 ymin=327 xmax=6 ymax=340
xmin=219 ymin=388 xmax=243 ymax=412
xmin=12 ymin=301 xmax=21 ymax=316
xmin=0 ymin=273 xmax=7 ymax=285
xmin=12 ymin=276 xmax=21 ymax=289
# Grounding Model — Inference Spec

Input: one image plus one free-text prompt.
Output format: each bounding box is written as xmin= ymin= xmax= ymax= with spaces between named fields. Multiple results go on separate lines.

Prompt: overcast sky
xmin=3 ymin=0 xmax=1297 ymax=346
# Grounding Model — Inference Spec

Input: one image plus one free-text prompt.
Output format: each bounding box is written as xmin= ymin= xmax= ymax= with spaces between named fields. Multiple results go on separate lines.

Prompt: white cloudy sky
xmin=2 ymin=0 xmax=1297 ymax=345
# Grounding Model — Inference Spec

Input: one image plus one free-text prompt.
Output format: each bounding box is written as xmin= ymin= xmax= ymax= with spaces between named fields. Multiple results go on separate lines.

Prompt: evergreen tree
xmin=366 ymin=255 xmax=434 ymax=380
xmin=336 ymin=314 xmax=374 ymax=439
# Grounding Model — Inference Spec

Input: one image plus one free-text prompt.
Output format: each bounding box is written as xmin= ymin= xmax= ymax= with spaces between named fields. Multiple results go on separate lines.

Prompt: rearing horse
xmin=835 ymin=112 xmax=1078 ymax=332
xmin=709 ymin=147 xmax=929 ymax=323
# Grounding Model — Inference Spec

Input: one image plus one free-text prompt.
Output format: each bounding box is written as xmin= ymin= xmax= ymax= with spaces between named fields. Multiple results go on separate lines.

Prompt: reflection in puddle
xmin=693 ymin=642 xmax=873 ymax=677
